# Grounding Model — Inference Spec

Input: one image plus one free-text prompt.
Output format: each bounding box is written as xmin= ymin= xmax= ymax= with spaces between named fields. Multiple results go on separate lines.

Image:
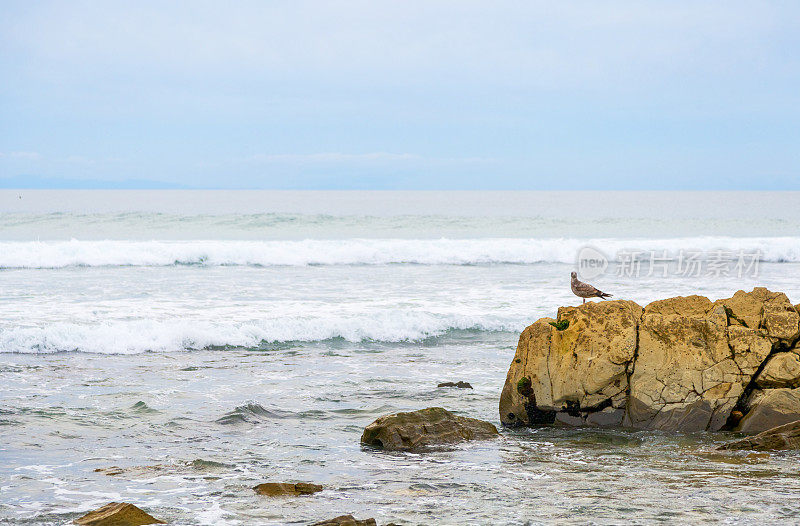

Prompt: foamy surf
xmin=0 ymin=236 xmax=798 ymax=269
xmin=0 ymin=312 xmax=521 ymax=354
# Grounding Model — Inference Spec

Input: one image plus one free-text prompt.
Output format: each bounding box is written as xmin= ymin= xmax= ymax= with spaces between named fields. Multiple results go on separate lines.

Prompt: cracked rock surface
xmin=499 ymin=288 xmax=800 ymax=433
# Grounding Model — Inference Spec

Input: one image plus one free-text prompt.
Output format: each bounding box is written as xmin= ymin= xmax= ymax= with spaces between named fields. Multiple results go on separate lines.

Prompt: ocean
xmin=2 ymin=190 xmax=800 ymax=525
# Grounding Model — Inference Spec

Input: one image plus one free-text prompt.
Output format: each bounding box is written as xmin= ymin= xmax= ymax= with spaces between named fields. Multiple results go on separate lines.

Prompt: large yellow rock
xmin=627 ymin=296 xmax=741 ymax=431
xmin=550 ymin=301 xmax=640 ymax=409
xmin=714 ymin=287 xmax=799 ymax=342
xmin=499 ymin=288 xmax=800 ymax=433
xmin=499 ymin=318 xmax=556 ymax=426
xmin=500 ymin=300 xmax=641 ymax=427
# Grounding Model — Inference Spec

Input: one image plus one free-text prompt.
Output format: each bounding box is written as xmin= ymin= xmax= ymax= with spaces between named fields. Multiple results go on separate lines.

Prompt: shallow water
xmin=2 ymin=190 xmax=799 ymax=525
xmin=4 ymin=339 xmax=800 ymax=525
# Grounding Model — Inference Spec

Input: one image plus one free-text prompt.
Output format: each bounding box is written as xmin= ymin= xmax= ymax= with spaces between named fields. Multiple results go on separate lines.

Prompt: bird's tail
xmin=599 ymin=292 xmax=612 ymax=299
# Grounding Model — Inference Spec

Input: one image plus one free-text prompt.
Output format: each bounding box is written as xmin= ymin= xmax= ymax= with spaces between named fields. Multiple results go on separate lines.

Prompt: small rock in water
xmin=361 ymin=407 xmax=498 ymax=451
xmin=437 ymin=381 xmax=472 ymax=389
xmin=73 ymin=502 xmax=165 ymax=525
xmin=253 ymin=482 xmax=323 ymax=496
xmin=718 ymin=419 xmax=800 ymax=451
xmin=94 ymin=465 xmax=165 ymax=478
xmin=309 ymin=515 xmax=376 ymax=526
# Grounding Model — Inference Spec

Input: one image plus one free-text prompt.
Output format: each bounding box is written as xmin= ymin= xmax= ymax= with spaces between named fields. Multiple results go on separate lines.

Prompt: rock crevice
xmin=500 ymin=288 xmax=800 ymax=433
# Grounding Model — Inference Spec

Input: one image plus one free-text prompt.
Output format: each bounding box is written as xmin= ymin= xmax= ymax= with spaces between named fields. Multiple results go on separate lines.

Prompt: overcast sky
xmin=1 ymin=1 xmax=799 ymax=189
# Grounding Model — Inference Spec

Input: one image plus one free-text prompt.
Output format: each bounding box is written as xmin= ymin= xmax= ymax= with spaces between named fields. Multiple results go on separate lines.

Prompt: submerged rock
xmin=73 ymin=502 xmax=164 ymax=525
xmin=361 ymin=407 xmax=498 ymax=451
xmin=309 ymin=515 xmax=376 ymax=526
xmin=437 ymin=381 xmax=473 ymax=389
xmin=94 ymin=465 xmax=167 ymax=478
xmin=94 ymin=459 xmax=229 ymax=478
xmin=718 ymin=420 xmax=800 ymax=451
xmin=253 ymin=482 xmax=323 ymax=496
xmin=500 ymin=288 xmax=800 ymax=433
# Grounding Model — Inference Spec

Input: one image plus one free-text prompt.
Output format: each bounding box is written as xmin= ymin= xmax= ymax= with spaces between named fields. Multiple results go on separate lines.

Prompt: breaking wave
xmin=0 ymin=237 xmax=798 ymax=269
xmin=0 ymin=312 xmax=521 ymax=354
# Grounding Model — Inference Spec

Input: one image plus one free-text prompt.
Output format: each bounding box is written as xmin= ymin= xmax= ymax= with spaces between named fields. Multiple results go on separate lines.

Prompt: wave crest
xmin=0 ymin=313 xmax=519 ymax=354
xmin=0 ymin=237 xmax=798 ymax=269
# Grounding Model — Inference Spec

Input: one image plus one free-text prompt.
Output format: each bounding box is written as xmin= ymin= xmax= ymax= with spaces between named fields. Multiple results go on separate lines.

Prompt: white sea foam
xmin=0 ymin=311 xmax=522 ymax=354
xmin=0 ymin=237 xmax=798 ymax=268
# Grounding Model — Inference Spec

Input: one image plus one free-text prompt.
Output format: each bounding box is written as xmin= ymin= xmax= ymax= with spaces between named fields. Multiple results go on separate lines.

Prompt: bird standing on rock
xmin=571 ymin=271 xmax=612 ymax=304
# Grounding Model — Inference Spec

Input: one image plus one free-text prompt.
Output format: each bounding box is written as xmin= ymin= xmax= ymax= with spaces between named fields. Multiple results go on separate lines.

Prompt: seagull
xmin=571 ymin=271 xmax=612 ymax=304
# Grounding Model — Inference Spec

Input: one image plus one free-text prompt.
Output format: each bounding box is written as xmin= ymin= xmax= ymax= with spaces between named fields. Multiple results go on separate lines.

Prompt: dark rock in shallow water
xmin=361 ymin=407 xmax=498 ymax=451
xmin=309 ymin=515 xmax=376 ymax=526
xmin=73 ymin=502 xmax=164 ymax=525
xmin=253 ymin=482 xmax=322 ymax=496
xmin=437 ymin=381 xmax=473 ymax=389
xmin=718 ymin=420 xmax=800 ymax=451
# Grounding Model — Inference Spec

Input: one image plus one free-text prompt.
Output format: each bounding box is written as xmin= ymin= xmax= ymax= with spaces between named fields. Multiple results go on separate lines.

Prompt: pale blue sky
xmin=1 ymin=1 xmax=799 ymax=189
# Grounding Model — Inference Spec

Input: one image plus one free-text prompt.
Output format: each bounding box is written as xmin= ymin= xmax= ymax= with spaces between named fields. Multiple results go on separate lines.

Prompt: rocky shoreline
xmin=500 ymin=287 xmax=800 ymax=434
xmin=72 ymin=287 xmax=800 ymax=524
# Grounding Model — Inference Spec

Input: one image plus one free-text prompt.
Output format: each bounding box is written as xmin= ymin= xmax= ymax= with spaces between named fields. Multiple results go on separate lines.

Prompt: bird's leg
xmin=582 ymin=298 xmax=586 ymax=304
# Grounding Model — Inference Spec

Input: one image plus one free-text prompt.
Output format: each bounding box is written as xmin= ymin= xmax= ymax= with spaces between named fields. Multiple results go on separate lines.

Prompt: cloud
xmin=0 ymin=152 xmax=127 ymax=165
xmin=0 ymin=2 xmax=798 ymax=189
xmin=238 ymin=152 xmax=495 ymax=165
xmin=60 ymin=155 xmax=126 ymax=165
xmin=4 ymin=1 xmax=795 ymax=92
xmin=245 ymin=152 xmax=422 ymax=163
xmin=0 ymin=151 xmax=40 ymax=160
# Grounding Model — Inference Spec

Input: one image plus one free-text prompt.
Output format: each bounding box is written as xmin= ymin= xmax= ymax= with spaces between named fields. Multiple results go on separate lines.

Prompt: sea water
xmin=1 ymin=190 xmax=799 ymax=525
